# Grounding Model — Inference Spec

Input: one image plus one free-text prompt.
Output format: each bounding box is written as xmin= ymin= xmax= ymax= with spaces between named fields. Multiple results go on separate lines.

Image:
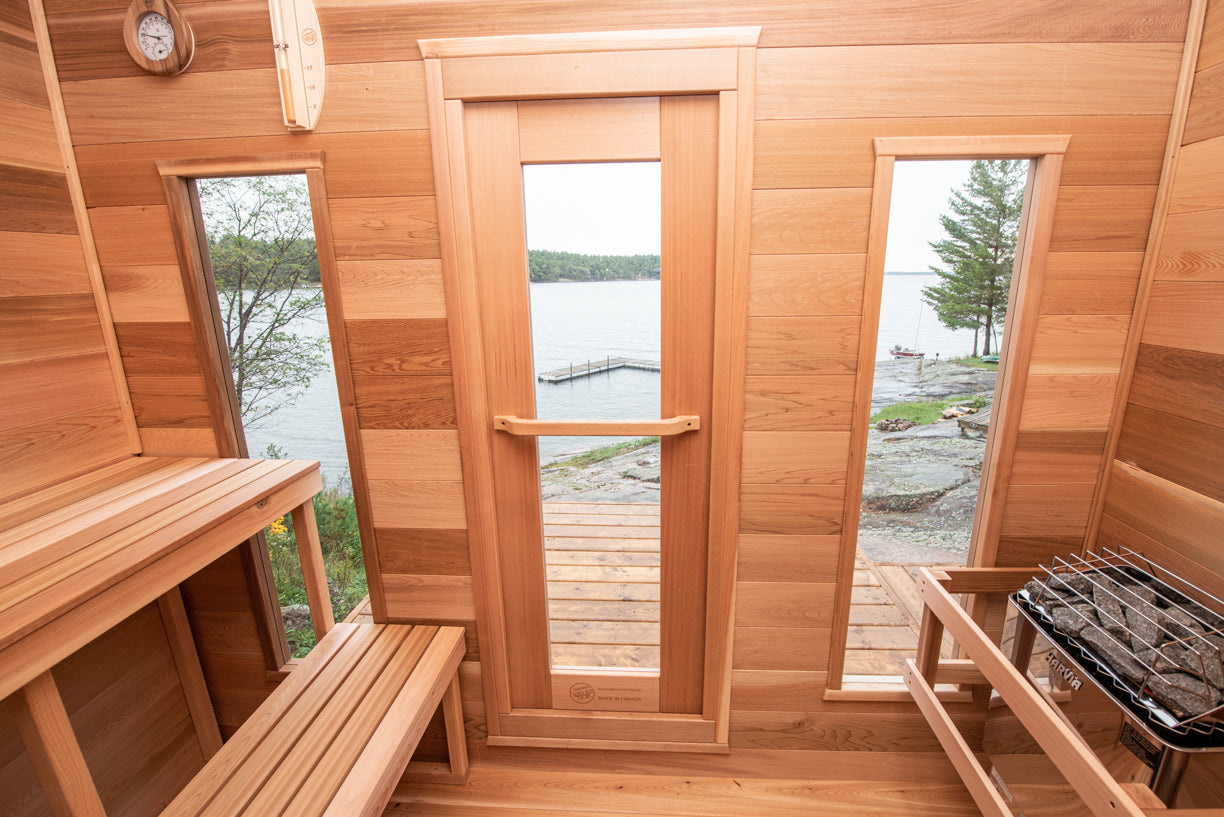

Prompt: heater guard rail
xmin=906 ymin=566 xmax=1173 ymax=817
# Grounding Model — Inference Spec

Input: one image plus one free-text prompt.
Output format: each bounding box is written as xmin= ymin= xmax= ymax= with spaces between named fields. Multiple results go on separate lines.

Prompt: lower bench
xmin=161 ymin=622 xmax=468 ymax=817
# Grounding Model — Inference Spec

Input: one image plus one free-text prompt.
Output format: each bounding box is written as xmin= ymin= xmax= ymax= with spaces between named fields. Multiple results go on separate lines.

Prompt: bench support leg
xmin=402 ymin=674 xmax=470 ymax=785
xmin=158 ymin=587 xmax=223 ymax=758
xmin=291 ymin=499 xmax=335 ymax=641
xmin=7 ymin=671 xmax=107 ymax=817
xmin=442 ymin=675 xmax=469 ymax=782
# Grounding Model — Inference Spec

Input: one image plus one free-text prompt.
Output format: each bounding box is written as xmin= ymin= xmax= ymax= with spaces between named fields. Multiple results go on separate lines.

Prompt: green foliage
xmin=198 ymin=175 xmax=329 ymax=426
xmin=870 ymin=394 xmax=988 ymax=427
xmin=552 ymin=437 xmax=659 ymax=468
xmin=264 ymin=473 xmax=367 ymax=658
xmin=528 ymin=249 xmax=660 ymax=283
xmin=923 ymin=160 xmax=1027 ymax=357
xmin=949 ymin=355 xmax=999 ymax=371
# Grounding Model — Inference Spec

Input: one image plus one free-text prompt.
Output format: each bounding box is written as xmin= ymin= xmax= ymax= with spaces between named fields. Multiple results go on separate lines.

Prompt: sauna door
xmin=464 ymin=96 xmax=718 ymax=714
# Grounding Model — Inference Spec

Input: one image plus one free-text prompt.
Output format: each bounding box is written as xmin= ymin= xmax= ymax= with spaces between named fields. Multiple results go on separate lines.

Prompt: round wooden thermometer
xmin=123 ymin=0 xmax=195 ymax=76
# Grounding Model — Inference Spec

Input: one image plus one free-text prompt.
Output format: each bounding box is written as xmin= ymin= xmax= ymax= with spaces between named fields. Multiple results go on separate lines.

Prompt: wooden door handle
xmin=492 ymin=415 xmax=699 ymax=436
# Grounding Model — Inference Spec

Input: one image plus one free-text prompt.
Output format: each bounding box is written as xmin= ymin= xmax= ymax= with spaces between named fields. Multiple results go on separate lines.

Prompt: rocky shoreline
xmin=540 ymin=359 xmax=997 ymax=563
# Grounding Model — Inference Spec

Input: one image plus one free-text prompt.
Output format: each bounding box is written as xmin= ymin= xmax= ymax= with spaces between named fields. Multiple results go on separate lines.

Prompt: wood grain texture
xmin=329 ymin=197 xmax=440 ymax=261
xmin=376 ymin=528 xmax=471 ymax=576
xmin=1046 ymin=185 xmax=1160 ymax=252
xmin=1039 ymin=252 xmax=1143 ymax=315
xmin=0 ymin=231 xmax=90 ymax=297
xmin=337 ymin=259 xmax=446 ymax=320
xmin=0 ymin=166 xmax=75 ymax=234
xmin=518 ymin=96 xmax=660 ymax=163
xmin=750 ymin=188 xmax=872 ymax=255
xmin=1028 ymin=315 xmax=1130 ymax=373
xmin=1128 ymin=343 xmax=1224 ymax=428
xmin=72 ymin=131 xmax=435 ymax=208
xmin=1017 ymin=373 xmax=1119 ymax=430
xmin=0 ymin=99 xmax=61 ymax=172
xmin=360 ymin=429 xmax=463 ymax=481
xmin=1117 ymin=402 xmax=1224 ymax=503
xmin=753 ymin=116 xmax=1168 ymax=190
xmin=740 ymin=431 xmax=851 ymax=485
xmin=739 ymin=485 xmax=845 ymax=535
xmin=0 ymin=352 xmax=118 ymax=433
xmin=346 ymin=318 xmax=452 ymax=376
xmin=745 ymin=316 xmax=860 ymax=375
xmin=59 ymin=62 xmax=428 ymax=145
xmin=89 ymin=205 xmax=178 ymax=266
xmin=743 ymin=375 xmax=856 ymax=431
xmin=757 ymin=43 xmax=1182 ymax=120
xmin=1184 ymin=60 xmax=1224 ymax=143
xmin=1168 ymin=135 xmax=1224 ymax=212
xmin=748 ymin=254 xmax=864 ymax=316
xmin=367 ymin=480 xmax=467 ymax=529
xmin=6 ymin=671 xmax=106 ymax=817
xmin=0 ymin=294 xmax=104 ymax=365
xmin=736 ymin=534 xmax=840 ymax=583
xmin=1158 ymin=207 xmax=1224 ymax=280
xmin=658 ymin=93 xmax=716 ymax=714
xmin=100 ymin=264 xmax=190 ymax=322
xmin=440 ymin=48 xmax=739 ymax=99
xmin=1141 ymin=280 xmax=1224 ymax=354
xmin=352 ymin=375 xmax=457 ymax=429
xmin=734 ymin=582 xmax=835 ymax=628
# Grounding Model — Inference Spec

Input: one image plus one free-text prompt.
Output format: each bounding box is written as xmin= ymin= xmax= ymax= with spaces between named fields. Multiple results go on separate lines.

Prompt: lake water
xmin=245 ymin=275 xmax=983 ymax=478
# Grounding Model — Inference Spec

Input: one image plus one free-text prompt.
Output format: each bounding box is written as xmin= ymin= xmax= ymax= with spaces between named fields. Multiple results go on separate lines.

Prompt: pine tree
xmin=922 ymin=160 xmax=1027 ymax=357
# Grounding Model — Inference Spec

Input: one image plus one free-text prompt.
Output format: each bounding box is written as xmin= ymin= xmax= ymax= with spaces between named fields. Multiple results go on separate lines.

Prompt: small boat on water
xmin=888 ymin=344 xmax=925 ymax=359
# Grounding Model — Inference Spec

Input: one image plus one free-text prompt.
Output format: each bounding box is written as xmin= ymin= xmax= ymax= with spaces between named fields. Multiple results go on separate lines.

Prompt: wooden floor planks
xmin=383 ymin=767 xmax=979 ymax=816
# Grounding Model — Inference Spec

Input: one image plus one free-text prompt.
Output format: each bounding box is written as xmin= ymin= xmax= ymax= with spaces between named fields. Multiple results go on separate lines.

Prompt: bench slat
xmin=0 ymin=463 xmax=322 ymax=700
xmin=0 ymin=458 xmax=194 ymax=547
xmin=322 ymin=627 xmax=467 ymax=817
xmin=0 ymin=460 xmax=312 ymax=651
xmin=246 ymin=626 xmax=437 ymax=817
xmin=0 ymin=460 xmax=249 ymax=588
xmin=0 ymin=457 xmax=168 ymax=530
xmin=159 ymin=623 xmax=368 ymax=817
xmin=197 ymin=624 xmax=401 ymax=817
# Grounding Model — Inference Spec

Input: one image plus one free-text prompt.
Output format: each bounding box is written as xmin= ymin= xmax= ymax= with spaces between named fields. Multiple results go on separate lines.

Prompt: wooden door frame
xmin=823 ymin=136 xmax=1071 ymax=697
xmin=421 ymin=27 xmax=759 ymax=750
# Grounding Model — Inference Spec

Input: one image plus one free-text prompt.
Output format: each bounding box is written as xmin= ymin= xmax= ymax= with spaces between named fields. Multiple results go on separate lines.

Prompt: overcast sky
xmin=521 ymin=159 xmax=976 ymax=269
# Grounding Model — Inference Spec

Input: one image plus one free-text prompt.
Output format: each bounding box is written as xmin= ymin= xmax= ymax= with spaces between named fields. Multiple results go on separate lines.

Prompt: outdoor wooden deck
xmin=353 ymin=503 xmax=952 ymax=676
xmin=846 ymin=550 xmax=958 ymax=678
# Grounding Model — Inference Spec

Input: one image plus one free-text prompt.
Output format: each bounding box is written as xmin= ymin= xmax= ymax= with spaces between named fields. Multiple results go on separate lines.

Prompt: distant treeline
xmin=529 ymin=249 xmax=661 ymax=283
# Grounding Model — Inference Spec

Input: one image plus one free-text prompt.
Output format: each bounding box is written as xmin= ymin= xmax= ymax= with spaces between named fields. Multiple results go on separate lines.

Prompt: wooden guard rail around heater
xmin=0 ymin=456 xmax=469 ymax=816
xmin=905 ymin=566 xmax=1179 ymax=817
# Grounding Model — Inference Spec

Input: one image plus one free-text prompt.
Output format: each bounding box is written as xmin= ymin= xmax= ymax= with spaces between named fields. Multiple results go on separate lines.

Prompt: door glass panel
xmin=522 ymin=162 xmax=663 ymax=669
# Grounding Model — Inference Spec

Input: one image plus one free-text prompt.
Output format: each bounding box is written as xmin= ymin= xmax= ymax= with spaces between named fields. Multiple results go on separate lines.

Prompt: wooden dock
xmin=537 ymin=357 xmax=660 ymax=383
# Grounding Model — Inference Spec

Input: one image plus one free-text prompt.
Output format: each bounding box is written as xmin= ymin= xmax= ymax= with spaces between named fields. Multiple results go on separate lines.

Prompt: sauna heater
xmin=1011 ymin=547 xmax=1224 ymax=804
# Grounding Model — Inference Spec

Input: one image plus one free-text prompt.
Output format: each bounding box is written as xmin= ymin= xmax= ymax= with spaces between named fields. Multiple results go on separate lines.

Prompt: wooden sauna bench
xmin=0 ymin=455 xmax=469 ymax=816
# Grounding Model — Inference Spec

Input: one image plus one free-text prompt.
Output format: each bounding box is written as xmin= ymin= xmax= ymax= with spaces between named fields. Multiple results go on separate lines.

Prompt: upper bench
xmin=0 ymin=456 xmax=323 ymax=701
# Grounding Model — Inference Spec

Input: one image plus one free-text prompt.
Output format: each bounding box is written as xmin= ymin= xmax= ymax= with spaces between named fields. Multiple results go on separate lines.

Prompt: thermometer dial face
xmin=137 ymin=12 xmax=175 ymax=60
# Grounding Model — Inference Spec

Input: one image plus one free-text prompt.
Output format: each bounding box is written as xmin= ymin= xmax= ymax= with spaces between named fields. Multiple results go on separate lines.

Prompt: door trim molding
xmin=422 ymin=28 xmax=758 ymax=748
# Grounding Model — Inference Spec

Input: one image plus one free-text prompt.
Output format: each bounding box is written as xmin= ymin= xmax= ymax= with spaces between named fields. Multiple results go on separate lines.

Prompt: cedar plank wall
xmin=1096 ymin=0 xmax=1224 ymax=805
xmin=41 ymin=0 xmax=1190 ymax=774
xmin=0 ymin=5 xmax=214 ymax=814
xmin=0 ymin=606 xmax=208 ymax=817
xmin=0 ymin=0 xmax=128 ymax=500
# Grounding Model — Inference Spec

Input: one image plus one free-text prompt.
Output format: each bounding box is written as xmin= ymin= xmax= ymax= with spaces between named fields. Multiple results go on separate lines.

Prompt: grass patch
xmin=553 ymin=436 xmax=659 ymax=468
xmin=949 ymin=355 xmax=999 ymax=371
xmin=871 ymin=394 xmax=989 ymax=427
